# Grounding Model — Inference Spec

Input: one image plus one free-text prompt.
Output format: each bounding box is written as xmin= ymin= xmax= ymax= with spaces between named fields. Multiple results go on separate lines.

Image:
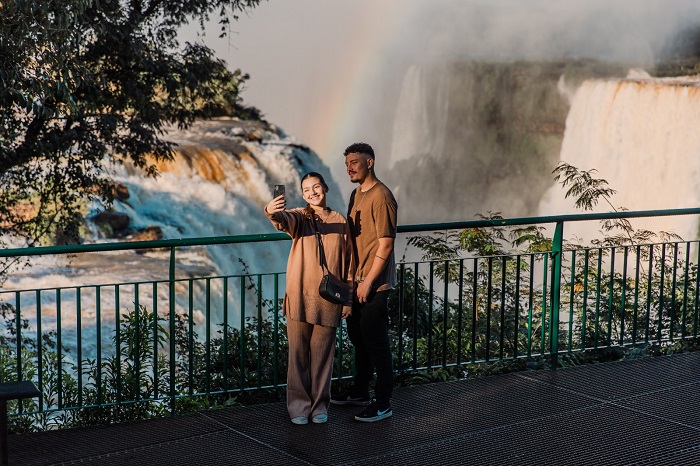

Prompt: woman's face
xmin=301 ymin=177 xmax=327 ymax=207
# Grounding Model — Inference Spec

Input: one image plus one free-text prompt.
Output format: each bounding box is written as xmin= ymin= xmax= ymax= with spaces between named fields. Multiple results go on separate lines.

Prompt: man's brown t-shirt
xmin=348 ymin=181 xmax=398 ymax=291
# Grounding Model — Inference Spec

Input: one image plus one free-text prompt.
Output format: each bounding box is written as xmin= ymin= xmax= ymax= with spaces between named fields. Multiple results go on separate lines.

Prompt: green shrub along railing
xmin=1 ymin=208 xmax=700 ymax=432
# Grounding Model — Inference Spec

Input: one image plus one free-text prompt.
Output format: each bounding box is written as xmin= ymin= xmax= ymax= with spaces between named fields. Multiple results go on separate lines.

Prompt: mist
xmin=386 ymin=0 xmax=700 ymax=63
xmin=181 ymin=0 xmax=700 ymax=220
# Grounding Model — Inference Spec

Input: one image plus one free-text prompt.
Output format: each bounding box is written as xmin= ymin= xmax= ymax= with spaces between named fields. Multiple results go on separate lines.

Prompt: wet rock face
xmin=92 ymin=210 xmax=131 ymax=235
xmin=112 ymin=183 xmax=130 ymax=201
xmin=128 ymin=226 xmax=163 ymax=242
xmin=88 ymin=208 xmax=163 ymax=243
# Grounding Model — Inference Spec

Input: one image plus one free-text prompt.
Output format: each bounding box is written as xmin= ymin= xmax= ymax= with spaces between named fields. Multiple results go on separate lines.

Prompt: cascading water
xmin=2 ymin=118 xmax=343 ymax=358
xmin=383 ymin=60 xmax=577 ymax=224
xmin=538 ymin=73 xmax=700 ymax=242
xmin=389 ymin=64 xmax=450 ymax=169
xmin=110 ymin=118 xmax=344 ymax=277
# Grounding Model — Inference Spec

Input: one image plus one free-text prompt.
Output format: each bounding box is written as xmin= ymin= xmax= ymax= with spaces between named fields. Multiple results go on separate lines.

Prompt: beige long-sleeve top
xmin=266 ymin=206 xmax=354 ymax=328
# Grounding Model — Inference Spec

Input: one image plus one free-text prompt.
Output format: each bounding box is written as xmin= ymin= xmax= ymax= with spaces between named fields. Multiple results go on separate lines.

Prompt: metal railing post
xmin=550 ymin=221 xmax=564 ymax=366
xmin=169 ymin=247 xmax=176 ymax=416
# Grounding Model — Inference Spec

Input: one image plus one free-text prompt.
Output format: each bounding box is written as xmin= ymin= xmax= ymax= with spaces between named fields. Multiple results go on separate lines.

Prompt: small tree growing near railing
xmin=552 ymin=164 xmax=694 ymax=352
xmin=397 ymin=211 xmax=551 ymax=374
xmin=77 ymin=306 xmax=171 ymax=426
xmin=398 ymin=163 xmax=700 ymax=376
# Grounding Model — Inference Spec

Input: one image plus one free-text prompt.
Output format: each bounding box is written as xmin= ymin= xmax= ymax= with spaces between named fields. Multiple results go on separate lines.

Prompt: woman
xmin=264 ymin=172 xmax=354 ymax=425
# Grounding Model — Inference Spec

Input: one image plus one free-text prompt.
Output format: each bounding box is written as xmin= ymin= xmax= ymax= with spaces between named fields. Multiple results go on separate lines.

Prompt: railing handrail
xmin=398 ymin=207 xmax=700 ymax=232
xmin=1 ymin=207 xmax=699 ymax=258
xmin=0 ymin=232 xmax=291 ymax=257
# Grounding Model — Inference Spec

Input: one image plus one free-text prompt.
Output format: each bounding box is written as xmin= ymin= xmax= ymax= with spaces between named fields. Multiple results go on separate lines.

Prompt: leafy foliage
xmin=393 ymin=163 xmax=700 ymax=380
xmin=0 ymin=0 xmax=263 ymax=250
xmin=552 ymin=163 xmax=617 ymax=211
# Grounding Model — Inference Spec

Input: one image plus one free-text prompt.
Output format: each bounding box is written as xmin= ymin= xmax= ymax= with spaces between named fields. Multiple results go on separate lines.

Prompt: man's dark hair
xmin=343 ymin=142 xmax=375 ymax=159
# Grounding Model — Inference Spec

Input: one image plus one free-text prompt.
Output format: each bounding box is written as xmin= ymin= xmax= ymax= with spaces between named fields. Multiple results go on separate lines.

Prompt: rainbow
xmin=307 ymin=0 xmax=403 ymax=163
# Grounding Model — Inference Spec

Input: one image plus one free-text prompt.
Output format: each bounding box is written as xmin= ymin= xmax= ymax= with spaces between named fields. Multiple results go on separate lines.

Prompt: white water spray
xmin=2 ymin=118 xmax=342 ymax=358
xmin=538 ymin=74 xmax=700 ymax=241
xmin=389 ymin=64 xmax=450 ymax=168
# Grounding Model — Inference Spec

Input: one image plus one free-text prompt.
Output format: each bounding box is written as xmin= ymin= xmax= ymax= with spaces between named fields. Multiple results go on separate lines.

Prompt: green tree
xmin=0 ymin=0 xmax=262 ymax=253
xmin=398 ymin=163 xmax=695 ymax=373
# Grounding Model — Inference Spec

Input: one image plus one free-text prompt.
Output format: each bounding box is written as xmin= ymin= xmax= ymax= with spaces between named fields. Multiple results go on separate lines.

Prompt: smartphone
xmin=273 ymin=184 xmax=285 ymax=199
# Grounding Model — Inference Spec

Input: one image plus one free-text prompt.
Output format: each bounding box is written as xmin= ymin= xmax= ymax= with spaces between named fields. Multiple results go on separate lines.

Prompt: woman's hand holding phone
xmin=265 ymin=185 xmax=286 ymax=214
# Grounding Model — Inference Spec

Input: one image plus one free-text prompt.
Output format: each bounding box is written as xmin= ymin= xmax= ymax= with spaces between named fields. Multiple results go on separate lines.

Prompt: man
xmin=330 ymin=142 xmax=398 ymax=422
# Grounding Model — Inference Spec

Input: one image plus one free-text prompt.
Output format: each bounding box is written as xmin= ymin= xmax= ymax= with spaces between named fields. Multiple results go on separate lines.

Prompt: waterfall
xmin=384 ymin=61 xmax=573 ymax=224
xmin=109 ymin=118 xmax=344 ymax=277
xmin=389 ymin=64 xmax=450 ymax=169
xmin=538 ymin=74 xmax=700 ymax=242
xmin=2 ymin=118 xmax=343 ymax=357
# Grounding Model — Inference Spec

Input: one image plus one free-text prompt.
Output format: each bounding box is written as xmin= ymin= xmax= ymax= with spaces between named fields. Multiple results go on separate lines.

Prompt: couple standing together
xmin=264 ymin=142 xmax=397 ymax=425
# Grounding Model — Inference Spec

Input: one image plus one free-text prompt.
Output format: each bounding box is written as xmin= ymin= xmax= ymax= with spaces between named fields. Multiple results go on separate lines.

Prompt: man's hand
xmin=355 ymin=237 xmax=393 ymax=304
xmin=356 ymin=280 xmax=373 ymax=304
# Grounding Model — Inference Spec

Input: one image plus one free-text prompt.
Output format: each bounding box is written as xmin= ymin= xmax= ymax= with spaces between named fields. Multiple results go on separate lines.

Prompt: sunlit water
xmin=1 ymin=118 xmax=344 ymax=359
xmin=538 ymin=73 xmax=700 ymax=242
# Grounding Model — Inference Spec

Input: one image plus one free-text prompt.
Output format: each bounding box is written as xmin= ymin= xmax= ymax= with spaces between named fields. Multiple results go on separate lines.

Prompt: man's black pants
xmin=346 ymin=290 xmax=393 ymax=404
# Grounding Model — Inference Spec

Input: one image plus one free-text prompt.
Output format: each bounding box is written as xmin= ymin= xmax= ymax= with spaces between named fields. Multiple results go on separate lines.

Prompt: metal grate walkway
xmin=10 ymin=351 xmax=700 ymax=465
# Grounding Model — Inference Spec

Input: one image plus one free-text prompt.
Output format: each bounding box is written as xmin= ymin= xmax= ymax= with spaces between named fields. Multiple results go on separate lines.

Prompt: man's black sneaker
xmin=354 ymin=399 xmax=392 ymax=422
xmin=330 ymin=391 xmax=370 ymax=406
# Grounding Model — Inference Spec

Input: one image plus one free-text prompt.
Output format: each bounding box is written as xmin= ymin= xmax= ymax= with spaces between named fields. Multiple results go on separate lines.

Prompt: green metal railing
xmin=1 ymin=207 xmax=700 ymax=428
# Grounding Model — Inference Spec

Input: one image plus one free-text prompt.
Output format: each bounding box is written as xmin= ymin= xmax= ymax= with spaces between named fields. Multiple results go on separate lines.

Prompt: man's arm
xmin=356 ymin=236 xmax=394 ymax=303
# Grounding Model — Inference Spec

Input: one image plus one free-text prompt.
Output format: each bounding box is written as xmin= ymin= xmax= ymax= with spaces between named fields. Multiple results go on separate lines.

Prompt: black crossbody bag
xmin=311 ymin=214 xmax=350 ymax=305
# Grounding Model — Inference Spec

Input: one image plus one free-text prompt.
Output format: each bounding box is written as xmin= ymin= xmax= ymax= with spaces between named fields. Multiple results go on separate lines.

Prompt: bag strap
xmin=310 ymin=212 xmax=330 ymax=273
xmin=347 ymin=189 xmax=357 ymax=218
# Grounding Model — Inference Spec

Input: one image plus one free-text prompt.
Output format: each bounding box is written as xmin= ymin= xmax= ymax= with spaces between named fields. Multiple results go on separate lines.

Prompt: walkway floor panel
xmin=9 ymin=352 xmax=700 ymax=465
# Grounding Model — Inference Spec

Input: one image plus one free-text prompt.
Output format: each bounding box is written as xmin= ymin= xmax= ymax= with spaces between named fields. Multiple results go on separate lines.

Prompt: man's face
xmin=345 ymin=152 xmax=373 ymax=184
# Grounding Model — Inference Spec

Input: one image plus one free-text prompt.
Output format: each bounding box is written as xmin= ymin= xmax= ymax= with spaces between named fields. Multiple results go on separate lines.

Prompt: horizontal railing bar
xmin=397 ymin=208 xmax=700 ymax=233
xmin=0 ymin=232 xmax=291 ymax=257
xmin=0 ymin=272 xmax=285 ymax=295
xmin=2 ymin=208 xmax=700 ymax=258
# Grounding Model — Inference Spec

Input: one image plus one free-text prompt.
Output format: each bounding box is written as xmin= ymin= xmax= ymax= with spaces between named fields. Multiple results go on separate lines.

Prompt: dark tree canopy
xmin=0 ymin=0 xmax=263 ymax=246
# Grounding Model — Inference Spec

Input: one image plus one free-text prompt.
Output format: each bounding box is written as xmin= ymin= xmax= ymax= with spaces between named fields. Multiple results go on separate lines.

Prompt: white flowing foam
xmin=538 ymin=74 xmax=700 ymax=242
xmin=2 ymin=118 xmax=343 ymax=358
